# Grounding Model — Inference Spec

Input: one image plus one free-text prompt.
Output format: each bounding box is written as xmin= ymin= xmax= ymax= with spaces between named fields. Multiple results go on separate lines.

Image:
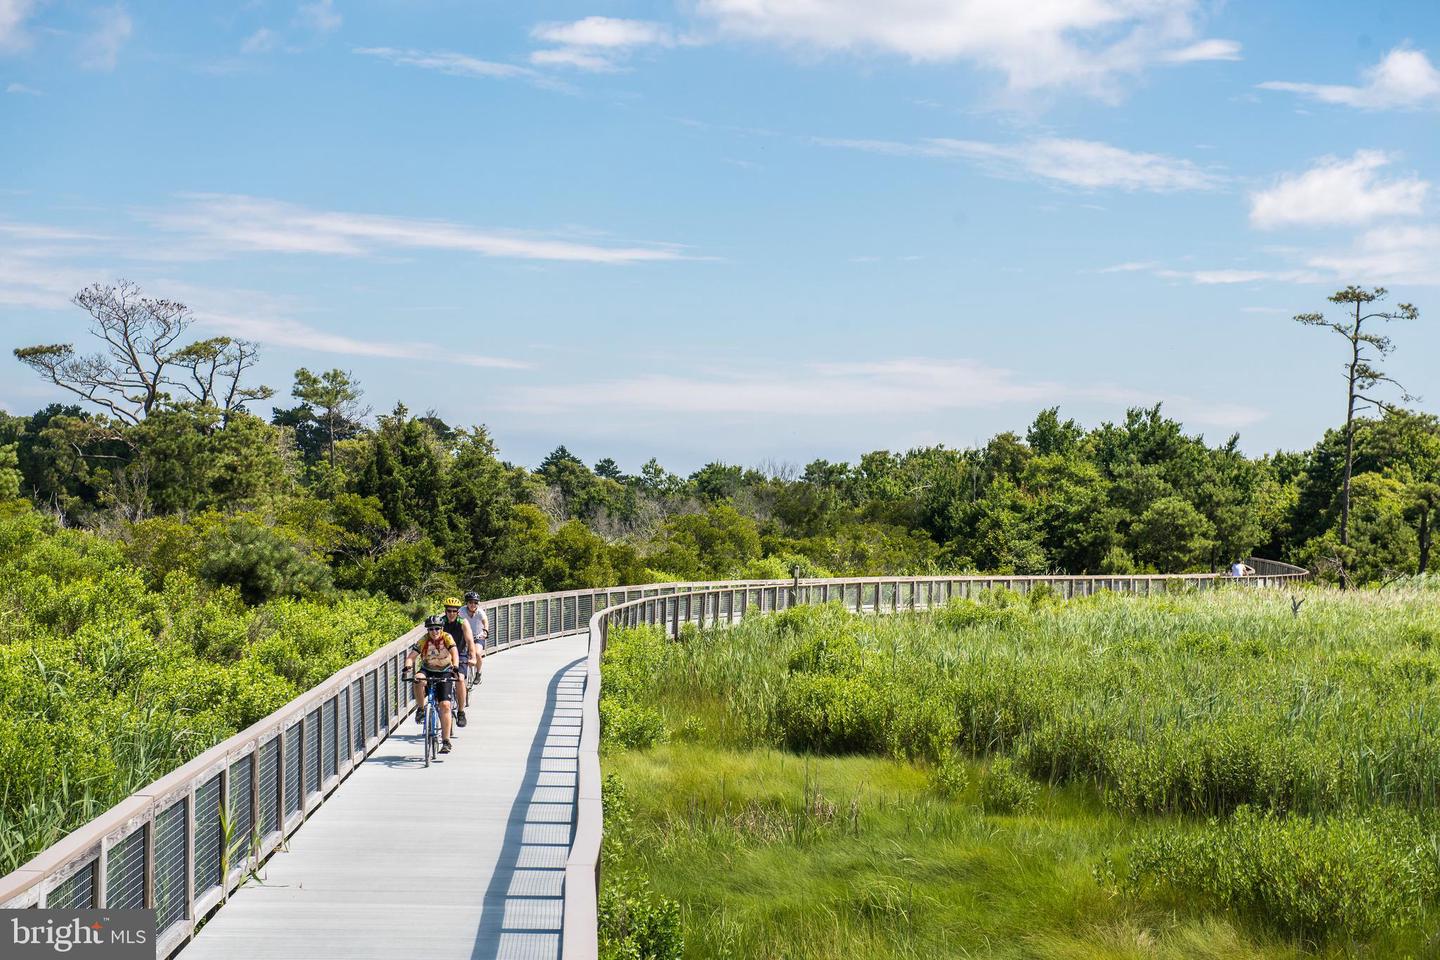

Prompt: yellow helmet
xmin=443 ymin=597 xmax=462 ymax=609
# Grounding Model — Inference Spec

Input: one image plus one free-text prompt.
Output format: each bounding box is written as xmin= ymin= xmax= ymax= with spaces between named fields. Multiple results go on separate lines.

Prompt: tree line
xmin=2 ymin=280 xmax=1435 ymax=604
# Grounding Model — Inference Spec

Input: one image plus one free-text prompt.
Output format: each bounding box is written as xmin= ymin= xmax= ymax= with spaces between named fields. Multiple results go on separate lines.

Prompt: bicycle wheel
xmin=423 ymin=701 xmax=433 ymax=767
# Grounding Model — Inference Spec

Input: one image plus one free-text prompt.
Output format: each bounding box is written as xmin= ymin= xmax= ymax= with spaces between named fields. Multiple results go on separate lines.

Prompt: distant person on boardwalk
xmin=1230 ymin=560 xmax=1256 ymax=577
xmin=461 ymin=591 xmax=489 ymax=684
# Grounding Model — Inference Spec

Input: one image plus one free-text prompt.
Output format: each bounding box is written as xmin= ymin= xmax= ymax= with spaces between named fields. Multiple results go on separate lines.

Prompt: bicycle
xmin=403 ymin=667 xmax=454 ymax=766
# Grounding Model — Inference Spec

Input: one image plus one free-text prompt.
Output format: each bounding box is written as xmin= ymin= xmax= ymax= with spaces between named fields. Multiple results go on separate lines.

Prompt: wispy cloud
xmin=1161 ymin=39 xmax=1242 ymax=63
xmin=240 ymin=28 xmax=281 ymax=55
xmin=1250 ymin=150 xmax=1428 ymax=229
xmin=501 ymin=357 xmax=1265 ymax=431
xmin=696 ymin=0 xmax=1238 ymax=99
xmin=78 ymin=4 xmax=132 ymax=71
xmin=529 ymin=16 xmax=680 ymax=72
xmin=820 ymin=136 xmax=1223 ymax=192
xmin=4 ymin=81 xmax=39 ymax=94
xmin=354 ymin=46 xmax=535 ymax=80
xmin=296 ymin=0 xmax=340 ymax=34
xmin=0 ymin=0 xmax=37 ymax=53
xmin=1260 ymin=46 xmax=1440 ymax=110
xmin=139 ymin=193 xmax=696 ymax=264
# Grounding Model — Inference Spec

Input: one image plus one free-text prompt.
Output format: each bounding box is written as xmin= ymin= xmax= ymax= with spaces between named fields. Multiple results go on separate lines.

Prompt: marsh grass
xmin=601 ymin=585 xmax=1440 ymax=955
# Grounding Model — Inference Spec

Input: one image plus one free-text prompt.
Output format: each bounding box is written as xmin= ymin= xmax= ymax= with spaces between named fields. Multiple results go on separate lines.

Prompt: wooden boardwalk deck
xmin=181 ymin=633 xmax=589 ymax=960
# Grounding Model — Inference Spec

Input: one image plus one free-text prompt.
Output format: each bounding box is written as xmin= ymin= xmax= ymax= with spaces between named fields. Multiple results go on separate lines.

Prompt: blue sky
xmin=2 ymin=0 xmax=1438 ymax=472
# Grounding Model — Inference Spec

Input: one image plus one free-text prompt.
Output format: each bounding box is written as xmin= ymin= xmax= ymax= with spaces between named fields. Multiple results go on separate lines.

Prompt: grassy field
xmin=598 ymin=582 xmax=1440 ymax=959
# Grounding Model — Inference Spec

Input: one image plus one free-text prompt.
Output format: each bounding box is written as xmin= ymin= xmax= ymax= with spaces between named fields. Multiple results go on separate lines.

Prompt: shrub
xmin=198 ymin=520 xmax=333 ymax=605
xmin=933 ymin=752 xmax=969 ymax=798
xmin=773 ymin=672 xmax=888 ymax=754
xmin=601 ymin=700 xmax=668 ymax=750
xmin=979 ymin=757 xmax=1038 ymax=814
xmin=599 ymin=872 xmax=683 ymax=960
xmin=1124 ymin=806 xmax=1440 ymax=940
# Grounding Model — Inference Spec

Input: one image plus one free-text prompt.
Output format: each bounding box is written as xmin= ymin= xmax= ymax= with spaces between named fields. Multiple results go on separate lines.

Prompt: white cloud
xmin=1305 ymin=224 xmax=1440 ymax=285
xmin=529 ymin=48 xmax=618 ymax=72
xmin=200 ymin=312 xmax=530 ymax=369
xmin=297 ymin=0 xmax=341 ymax=34
xmin=5 ymin=81 xmax=39 ymax=94
xmin=0 ymin=0 xmax=36 ymax=52
xmin=532 ymin=17 xmax=673 ymax=49
xmin=503 ymin=359 xmax=1053 ymax=417
xmin=78 ymin=4 xmax=132 ymax=71
xmin=1250 ymin=150 xmax=1428 ymax=229
xmin=1260 ymin=46 xmax=1440 ymax=110
xmin=141 ymin=193 xmax=695 ymax=264
xmin=696 ymin=0 xmax=1235 ymax=97
xmin=354 ymin=46 xmax=534 ymax=80
xmin=1161 ymin=38 xmax=1241 ymax=63
xmin=500 ymin=357 xmax=1266 ymax=430
xmin=529 ymin=16 xmax=677 ymax=72
xmin=241 ymin=28 xmax=281 ymax=55
xmin=822 ymin=136 xmax=1223 ymax=192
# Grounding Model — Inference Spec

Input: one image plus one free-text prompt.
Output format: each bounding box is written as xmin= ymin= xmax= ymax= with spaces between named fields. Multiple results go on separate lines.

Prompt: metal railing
xmin=561 ymin=558 xmax=1310 ymax=958
xmin=0 ymin=560 xmax=1309 ymax=958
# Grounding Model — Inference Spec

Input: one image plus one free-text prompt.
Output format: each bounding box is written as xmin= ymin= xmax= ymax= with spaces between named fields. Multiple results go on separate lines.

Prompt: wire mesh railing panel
xmin=154 ymin=799 xmax=187 ymax=930
xmin=539 ymin=599 xmax=550 ymax=635
xmin=349 ymin=680 xmax=363 ymax=755
xmin=283 ymin=726 xmax=301 ymax=816
xmin=228 ymin=757 xmax=252 ymax=864
xmin=48 ymin=860 xmax=94 ymax=910
xmin=363 ymin=672 xmax=377 ymax=741
xmin=523 ymin=601 xmax=535 ymax=638
xmin=559 ymin=598 xmax=573 ymax=632
xmin=579 ymin=594 xmax=594 ymax=624
xmin=105 ymin=825 xmax=146 ymax=909
xmin=305 ymin=710 xmax=321 ymax=796
xmin=321 ymin=700 xmax=336 ymax=783
xmin=258 ymin=738 xmax=280 ymax=836
xmin=338 ymin=688 xmax=350 ymax=763
xmin=383 ymin=662 xmax=394 ymax=728
xmin=193 ymin=773 xmax=223 ymax=898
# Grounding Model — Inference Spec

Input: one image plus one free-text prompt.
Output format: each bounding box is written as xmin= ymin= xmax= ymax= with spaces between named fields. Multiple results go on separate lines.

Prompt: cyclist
xmin=405 ymin=614 xmax=457 ymax=753
xmin=461 ymin=591 xmax=489 ymax=683
xmin=441 ymin=597 xmax=477 ymax=728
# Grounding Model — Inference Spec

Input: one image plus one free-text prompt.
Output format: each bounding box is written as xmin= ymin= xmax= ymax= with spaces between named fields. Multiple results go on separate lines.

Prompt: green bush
xmin=198 ymin=520 xmax=333 ymax=605
xmin=1124 ymin=806 xmax=1440 ymax=940
xmin=601 ymin=700 xmax=668 ymax=750
xmin=773 ymin=672 xmax=888 ymax=754
xmin=599 ymin=872 xmax=683 ymax=960
xmin=932 ymin=752 xmax=969 ymax=798
xmin=978 ymin=757 xmax=1038 ymax=814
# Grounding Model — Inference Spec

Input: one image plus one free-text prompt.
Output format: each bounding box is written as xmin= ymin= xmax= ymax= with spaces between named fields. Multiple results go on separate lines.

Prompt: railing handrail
xmin=1 ymin=562 xmax=1309 ymax=957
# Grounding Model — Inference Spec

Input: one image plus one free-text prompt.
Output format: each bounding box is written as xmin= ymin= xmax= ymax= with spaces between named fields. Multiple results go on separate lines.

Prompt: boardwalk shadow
xmin=470 ymin=654 xmax=587 ymax=960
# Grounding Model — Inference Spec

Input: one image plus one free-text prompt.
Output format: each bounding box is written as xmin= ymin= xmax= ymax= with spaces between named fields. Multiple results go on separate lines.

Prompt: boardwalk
xmin=181 ymin=634 xmax=589 ymax=960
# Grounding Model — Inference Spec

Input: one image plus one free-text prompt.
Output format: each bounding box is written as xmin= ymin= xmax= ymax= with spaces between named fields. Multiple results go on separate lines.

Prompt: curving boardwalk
xmin=181 ymin=634 xmax=588 ymax=960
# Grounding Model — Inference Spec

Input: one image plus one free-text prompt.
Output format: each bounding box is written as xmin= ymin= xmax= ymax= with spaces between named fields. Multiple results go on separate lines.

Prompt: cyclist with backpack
xmin=461 ymin=591 xmax=489 ymax=684
xmin=405 ymin=614 xmax=457 ymax=753
xmin=440 ymin=598 xmax=477 ymax=728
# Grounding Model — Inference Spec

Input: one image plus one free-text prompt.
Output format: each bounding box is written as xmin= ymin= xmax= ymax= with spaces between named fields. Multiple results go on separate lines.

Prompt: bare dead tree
xmin=14 ymin=281 xmax=192 ymax=423
xmin=170 ymin=337 xmax=275 ymax=425
xmin=14 ymin=280 xmax=273 ymax=426
xmin=1295 ymin=286 xmax=1418 ymax=585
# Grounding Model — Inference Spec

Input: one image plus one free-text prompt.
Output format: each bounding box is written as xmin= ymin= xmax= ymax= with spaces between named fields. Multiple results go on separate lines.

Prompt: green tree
xmin=284 ymin=368 xmax=369 ymax=467
xmin=1295 ymin=287 xmax=1418 ymax=579
xmin=1131 ymin=496 xmax=1216 ymax=572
